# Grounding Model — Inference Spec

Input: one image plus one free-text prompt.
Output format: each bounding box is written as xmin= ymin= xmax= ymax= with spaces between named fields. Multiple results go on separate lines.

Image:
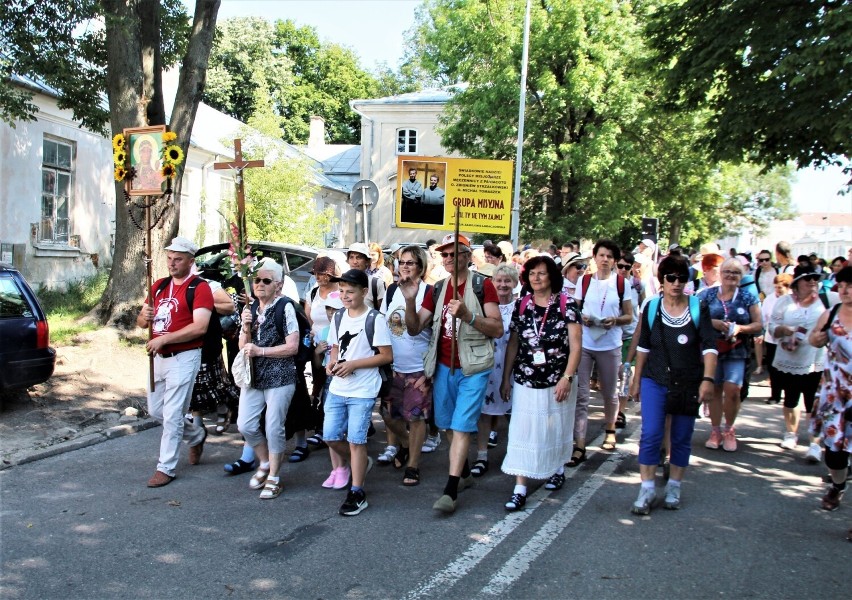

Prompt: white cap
xmin=325 ymin=291 xmax=343 ymax=310
xmin=164 ymin=236 xmax=198 ymax=255
xmin=347 ymin=242 xmax=371 ymax=259
xmin=640 ymin=239 xmax=656 ymax=253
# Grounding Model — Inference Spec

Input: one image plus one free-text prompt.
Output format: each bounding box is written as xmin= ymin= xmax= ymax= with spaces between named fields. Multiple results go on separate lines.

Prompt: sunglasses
xmin=441 ymin=251 xmax=469 ymax=258
xmin=798 ymin=274 xmax=821 ymax=282
xmin=757 ymin=257 xmax=771 ymax=263
xmin=616 ymin=263 xmax=632 ymax=270
xmin=253 ymin=277 xmax=275 ymax=285
xmin=663 ymin=273 xmax=689 ymax=283
xmin=721 ymin=270 xmax=742 ymax=277
xmin=398 ymin=260 xmax=418 ymax=267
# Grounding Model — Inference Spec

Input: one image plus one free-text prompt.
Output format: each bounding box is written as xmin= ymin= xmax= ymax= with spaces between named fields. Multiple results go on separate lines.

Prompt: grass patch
xmin=38 ymin=271 xmax=109 ymax=345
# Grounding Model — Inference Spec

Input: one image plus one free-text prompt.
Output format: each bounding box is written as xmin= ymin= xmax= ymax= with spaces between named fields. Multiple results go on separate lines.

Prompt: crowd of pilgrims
xmin=180 ymin=236 xmax=852 ymax=539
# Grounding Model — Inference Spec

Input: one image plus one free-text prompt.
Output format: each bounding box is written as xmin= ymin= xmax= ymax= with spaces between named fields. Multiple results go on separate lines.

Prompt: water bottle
xmin=619 ymin=362 xmax=632 ymax=399
xmin=302 ymin=333 xmax=312 ymax=347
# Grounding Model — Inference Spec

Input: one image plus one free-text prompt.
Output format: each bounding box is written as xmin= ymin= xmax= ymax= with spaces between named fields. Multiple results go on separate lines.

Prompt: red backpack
xmin=578 ymin=273 xmax=626 ymax=310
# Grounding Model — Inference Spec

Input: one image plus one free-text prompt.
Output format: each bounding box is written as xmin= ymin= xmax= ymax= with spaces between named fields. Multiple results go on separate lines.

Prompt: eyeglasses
xmin=441 ymin=251 xmax=469 ymax=258
xmin=663 ymin=273 xmax=689 ymax=283
xmin=253 ymin=277 xmax=274 ymax=285
xmin=398 ymin=260 xmax=418 ymax=267
xmin=757 ymin=257 xmax=771 ymax=263
xmin=616 ymin=263 xmax=632 ymax=270
xmin=721 ymin=270 xmax=742 ymax=277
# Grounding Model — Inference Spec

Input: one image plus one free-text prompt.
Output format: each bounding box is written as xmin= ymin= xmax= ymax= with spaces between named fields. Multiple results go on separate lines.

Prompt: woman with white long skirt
xmin=500 ymin=255 xmax=582 ymax=511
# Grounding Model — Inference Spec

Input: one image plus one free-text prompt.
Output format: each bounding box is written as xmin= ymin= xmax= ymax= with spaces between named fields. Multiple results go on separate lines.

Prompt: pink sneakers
xmin=322 ymin=466 xmax=352 ymax=489
xmin=705 ymin=429 xmax=723 ymax=450
xmin=722 ymin=428 xmax=737 ymax=452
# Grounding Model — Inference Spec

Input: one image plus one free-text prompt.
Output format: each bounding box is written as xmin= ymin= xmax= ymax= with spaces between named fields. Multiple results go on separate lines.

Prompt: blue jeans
xmin=638 ymin=377 xmax=697 ymax=468
xmin=432 ymin=364 xmax=490 ymax=432
xmin=322 ymin=392 xmax=374 ymax=445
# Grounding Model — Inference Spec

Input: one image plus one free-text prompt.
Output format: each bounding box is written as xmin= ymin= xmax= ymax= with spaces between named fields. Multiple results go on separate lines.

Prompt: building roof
xmin=302 ymin=144 xmax=360 ymax=175
xmin=350 ymin=85 xmax=464 ymax=107
xmin=797 ymin=212 xmax=852 ymax=227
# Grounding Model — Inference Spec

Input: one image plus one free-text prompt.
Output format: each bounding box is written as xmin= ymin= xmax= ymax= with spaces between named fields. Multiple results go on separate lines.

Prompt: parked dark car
xmin=0 ymin=263 xmax=56 ymax=390
xmin=194 ymin=242 xmax=319 ymax=300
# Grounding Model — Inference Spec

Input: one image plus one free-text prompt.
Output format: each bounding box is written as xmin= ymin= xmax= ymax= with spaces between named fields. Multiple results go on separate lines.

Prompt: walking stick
xmin=450 ymin=203 xmax=461 ymax=374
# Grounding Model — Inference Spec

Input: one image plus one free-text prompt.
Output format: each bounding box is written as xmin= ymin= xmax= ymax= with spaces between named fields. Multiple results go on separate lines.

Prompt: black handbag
xmin=656 ymin=301 xmax=701 ymax=417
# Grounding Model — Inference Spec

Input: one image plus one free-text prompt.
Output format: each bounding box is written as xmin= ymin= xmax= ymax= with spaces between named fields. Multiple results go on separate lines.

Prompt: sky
xmin=193 ymin=1 xmax=850 ymax=215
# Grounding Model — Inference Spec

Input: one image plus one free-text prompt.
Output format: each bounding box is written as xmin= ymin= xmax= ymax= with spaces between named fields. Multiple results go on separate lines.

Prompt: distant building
xmin=350 ymin=87 xmax=464 ymax=245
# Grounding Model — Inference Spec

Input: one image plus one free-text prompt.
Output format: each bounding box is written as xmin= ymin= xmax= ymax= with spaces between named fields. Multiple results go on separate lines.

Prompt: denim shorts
xmin=432 ymin=364 xmax=489 ymax=433
xmin=322 ymin=392 xmax=374 ymax=445
xmin=714 ymin=358 xmax=746 ymax=387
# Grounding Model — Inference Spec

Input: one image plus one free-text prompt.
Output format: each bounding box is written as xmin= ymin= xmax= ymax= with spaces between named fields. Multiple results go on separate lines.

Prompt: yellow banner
xmin=396 ymin=156 xmax=513 ymax=234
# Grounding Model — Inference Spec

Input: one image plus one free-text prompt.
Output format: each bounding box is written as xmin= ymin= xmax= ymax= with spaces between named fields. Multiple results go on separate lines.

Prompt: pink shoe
xmin=705 ymin=429 xmax=723 ymax=449
xmin=722 ymin=428 xmax=737 ymax=452
xmin=322 ymin=468 xmax=339 ymax=489
xmin=332 ymin=466 xmax=351 ymax=490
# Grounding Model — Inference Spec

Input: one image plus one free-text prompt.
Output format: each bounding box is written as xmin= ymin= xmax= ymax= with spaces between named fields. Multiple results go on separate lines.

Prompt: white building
xmin=350 ymin=87 xmax=464 ymax=245
xmin=0 ymin=74 xmax=352 ymax=289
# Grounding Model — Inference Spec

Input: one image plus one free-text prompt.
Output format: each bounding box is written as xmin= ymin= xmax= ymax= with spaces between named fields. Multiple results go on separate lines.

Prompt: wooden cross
xmin=214 ymin=139 xmax=265 ymax=235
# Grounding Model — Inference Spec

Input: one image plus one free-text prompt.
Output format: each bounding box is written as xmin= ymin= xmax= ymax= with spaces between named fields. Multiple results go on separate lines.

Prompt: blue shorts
xmin=714 ymin=358 xmax=746 ymax=387
xmin=432 ymin=364 xmax=490 ymax=433
xmin=322 ymin=393 xmax=374 ymax=445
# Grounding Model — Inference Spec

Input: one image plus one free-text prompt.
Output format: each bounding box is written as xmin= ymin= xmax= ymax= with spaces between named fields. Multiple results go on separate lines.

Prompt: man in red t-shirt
xmin=137 ymin=237 xmax=213 ymax=487
xmin=401 ymin=234 xmax=503 ymax=514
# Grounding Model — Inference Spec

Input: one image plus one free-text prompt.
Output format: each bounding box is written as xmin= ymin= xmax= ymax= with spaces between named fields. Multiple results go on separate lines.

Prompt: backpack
xmin=333 ymin=308 xmax=393 ymax=397
xmin=431 ymin=271 xmax=489 ymax=311
xmin=154 ymin=276 xmax=221 ymax=357
xmin=646 ymin=295 xmax=701 ymax=330
xmin=251 ymin=296 xmax=313 ymax=369
xmin=818 ymin=288 xmax=831 ymax=309
xmin=518 ymin=292 xmax=569 ymax=319
xmin=754 ymin=265 xmax=778 ymax=296
xmin=578 ymin=273 xmax=626 ymax=311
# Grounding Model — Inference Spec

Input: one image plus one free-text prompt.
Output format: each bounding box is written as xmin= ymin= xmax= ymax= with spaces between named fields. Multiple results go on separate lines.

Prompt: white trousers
xmin=147 ymin=349 xmax=204 ymax=476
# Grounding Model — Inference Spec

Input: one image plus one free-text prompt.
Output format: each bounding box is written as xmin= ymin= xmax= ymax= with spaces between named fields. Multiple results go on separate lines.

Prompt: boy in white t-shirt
xmin=324 ymin=269 xmax=393 ymax=516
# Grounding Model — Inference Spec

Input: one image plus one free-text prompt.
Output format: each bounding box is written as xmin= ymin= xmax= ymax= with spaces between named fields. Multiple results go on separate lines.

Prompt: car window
xmin=0 ymin=278 xmax=34 ymax=318
xmin=285 ymin=251 xmax=312 ymax=271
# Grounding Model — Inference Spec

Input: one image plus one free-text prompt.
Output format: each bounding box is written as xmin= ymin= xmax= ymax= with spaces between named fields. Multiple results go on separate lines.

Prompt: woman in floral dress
xmin=471 ymin=264 xmax=519 ymax=477
xmin=809 ymin=265 xmax=852 ymax=540
xmin=500 ymin=255 xmax=582 ymax=511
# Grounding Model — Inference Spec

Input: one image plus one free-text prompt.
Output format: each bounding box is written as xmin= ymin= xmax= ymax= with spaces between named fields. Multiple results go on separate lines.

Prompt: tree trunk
xmin=97 ymin=0 xmax=221 ymax=327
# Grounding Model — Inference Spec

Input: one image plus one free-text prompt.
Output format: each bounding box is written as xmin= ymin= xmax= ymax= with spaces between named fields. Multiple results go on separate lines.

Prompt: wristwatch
xmin=562 ymin=374 xmax=574 ymax=382
xmin=702 ymin=376 xmax=714 ymax=384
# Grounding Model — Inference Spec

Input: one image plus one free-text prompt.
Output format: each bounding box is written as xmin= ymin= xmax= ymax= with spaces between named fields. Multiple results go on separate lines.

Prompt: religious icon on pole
xmin=122 ymin=125 xmax=167 ymax=196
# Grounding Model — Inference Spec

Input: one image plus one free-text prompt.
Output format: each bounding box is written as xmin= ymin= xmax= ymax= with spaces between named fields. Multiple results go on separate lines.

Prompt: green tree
xmin=204 ymin=17 xmax=383 ymax=144
xmin=231 ymin=86 xmax=335 ymax=246
xmin=647 ymin=0 xmax=851 ymax=173
xmin=1 ymin=0 xmax=221 ymax=324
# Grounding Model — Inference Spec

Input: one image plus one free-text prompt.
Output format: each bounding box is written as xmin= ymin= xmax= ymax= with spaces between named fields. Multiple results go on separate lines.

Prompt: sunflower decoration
xmin=161 ymin=163 xmax=176 ymax=179
xmin=114 ymin=165 xmax=127 ymax=182
xmin=112 ymin=133 xmax=126 ymax=151
xmin=163 ymin=131 xmax=177 ymax=143
xmin=113 ymin=148 xmax=127 ymax=165
xmin=163 ymin=144 xmax=184 ymax=165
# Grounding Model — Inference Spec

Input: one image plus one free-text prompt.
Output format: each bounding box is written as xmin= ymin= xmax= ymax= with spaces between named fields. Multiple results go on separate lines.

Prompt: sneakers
xmin=545 ymin=472 xmax=565 ymax=490
xmin=333 ymin=466 xmax=351 ymax=490
xmin=188 ymin=428 xmax=207 ymax=465
xmin=505 ymin=492 xmax=526 ymax=511
xmin=433 ymin=494 xmax=457 ymax=513
xmin=780 ymin=432 xmax=798 ymax=450
xmin=806 ymin=443 xmax=822 ymax=463
xmin=722 ymin=428 xmax=737 ymax=452
xmin=377 ymin=445 xmax=398 ymax=465
xmin=147 ymin=470 xmax=175 ymax=487
xmin=488 ymin=431 xmax=499 ymax=448
xmin=631 ymin=486 xmax=656 ymax=515
xmin=663 ymin=483 xmax=681 ymax=510
xmin=822 ymin=485 xmax=845 ymax=511
xmin=705 ymin=429 xmax=723 ymax=449
xmin=421 ymin=433 xmax=441 ymax=454
xmin=339 ymin=488 xmax=368 ymax=516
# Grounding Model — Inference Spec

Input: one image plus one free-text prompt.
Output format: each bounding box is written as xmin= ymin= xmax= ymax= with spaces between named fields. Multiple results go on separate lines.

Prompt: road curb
xmin=1 ymin=418 xmax=160 ymax=470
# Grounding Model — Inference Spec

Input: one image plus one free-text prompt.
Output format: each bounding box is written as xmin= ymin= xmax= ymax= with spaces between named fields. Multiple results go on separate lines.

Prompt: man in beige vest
xmin=400 ymin=233 xmax=503 ymax=514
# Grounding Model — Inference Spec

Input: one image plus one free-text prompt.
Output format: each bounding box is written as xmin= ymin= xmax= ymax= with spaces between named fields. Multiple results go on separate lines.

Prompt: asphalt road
xmin=1 ymin=382 xmax=848 ymax=599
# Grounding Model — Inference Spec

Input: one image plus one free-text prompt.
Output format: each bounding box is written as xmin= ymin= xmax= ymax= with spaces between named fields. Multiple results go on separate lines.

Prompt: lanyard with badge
xmin=529 ymin=295 xmax=553 ymax=365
